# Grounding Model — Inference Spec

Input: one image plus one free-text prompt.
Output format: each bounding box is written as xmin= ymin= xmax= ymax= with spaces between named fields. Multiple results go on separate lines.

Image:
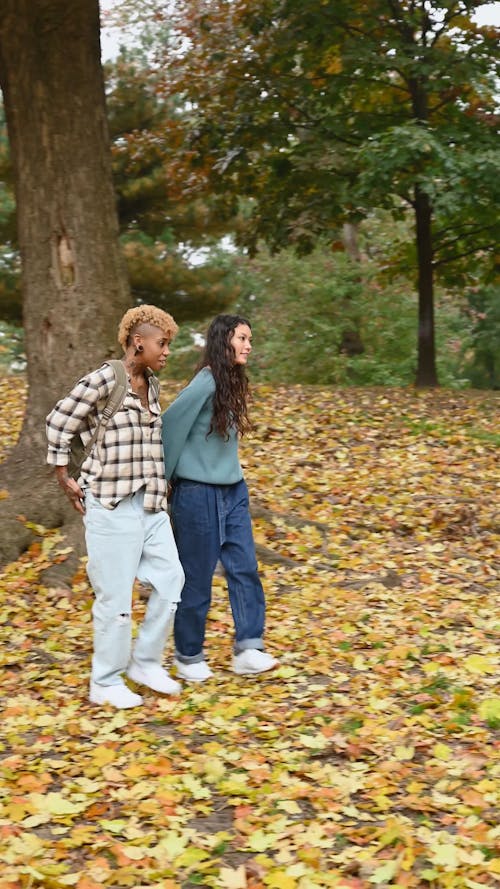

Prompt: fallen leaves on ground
xmin=0 ymin=379 xmax=499 ymax=888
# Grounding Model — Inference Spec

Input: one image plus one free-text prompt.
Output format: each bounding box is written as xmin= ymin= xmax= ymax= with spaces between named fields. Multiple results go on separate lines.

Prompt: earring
xmin=134 ymin=345 xmax=144 ymax=355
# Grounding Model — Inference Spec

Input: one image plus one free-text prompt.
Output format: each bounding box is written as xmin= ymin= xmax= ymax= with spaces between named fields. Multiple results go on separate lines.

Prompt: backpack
xmin=68 ymin=359 xmax=129 ymax=479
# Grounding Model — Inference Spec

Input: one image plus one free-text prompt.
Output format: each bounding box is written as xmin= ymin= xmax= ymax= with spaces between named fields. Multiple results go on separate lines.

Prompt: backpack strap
xmin=80 ymin=360 xmax=129 ymax=463
xmin=103 ymin=359 xmax=129 ymax=419
xmin=147 ymin=369 xmax=160 ymax=404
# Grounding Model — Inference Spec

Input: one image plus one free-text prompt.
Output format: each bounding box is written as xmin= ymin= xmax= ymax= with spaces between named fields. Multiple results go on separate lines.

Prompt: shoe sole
xmin=89 ymin=693 xmax=143 ymax=708
xmin=127 ymin=674 xmax=181 ymax=695
xmin=175 ymin=670 xmax=213 ymax=683
xmin=233 ymin=661 xmax=279 ymax=676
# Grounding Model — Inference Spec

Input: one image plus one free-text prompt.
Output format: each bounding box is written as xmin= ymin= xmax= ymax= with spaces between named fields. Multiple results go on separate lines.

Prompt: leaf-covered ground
xmin=0 ymin=377 xmax=499 ymax=889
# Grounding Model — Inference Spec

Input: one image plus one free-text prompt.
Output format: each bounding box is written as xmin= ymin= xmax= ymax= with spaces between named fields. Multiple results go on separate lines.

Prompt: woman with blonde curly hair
xmin=46 ymin=305 xmax=185 ymax=709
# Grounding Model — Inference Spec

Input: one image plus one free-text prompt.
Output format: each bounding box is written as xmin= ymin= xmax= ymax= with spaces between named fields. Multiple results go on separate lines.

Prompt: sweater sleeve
xmin=161 ymin=369 xmax=216 ymax=481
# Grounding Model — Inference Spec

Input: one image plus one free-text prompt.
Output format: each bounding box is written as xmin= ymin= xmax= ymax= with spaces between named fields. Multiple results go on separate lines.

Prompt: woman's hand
xmin=55 ymin=466 xmax=85 ymax=514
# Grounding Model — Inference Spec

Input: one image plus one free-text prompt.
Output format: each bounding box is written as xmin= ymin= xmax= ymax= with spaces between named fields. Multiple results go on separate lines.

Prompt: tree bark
xmin=414 ymin=184 xmax=438 ymax=387
xmin=0 ymin=0 xmax=130 ymax=570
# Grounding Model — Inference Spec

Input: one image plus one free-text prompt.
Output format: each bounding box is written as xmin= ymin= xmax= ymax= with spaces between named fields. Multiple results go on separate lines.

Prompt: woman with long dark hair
xmin=162 ymin=314 xmax=279 ymax=682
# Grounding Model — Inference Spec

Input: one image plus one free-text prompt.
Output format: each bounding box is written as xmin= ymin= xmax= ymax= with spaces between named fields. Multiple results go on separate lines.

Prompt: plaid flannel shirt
xmin=46 ymin=362 xmax=168 ymax=512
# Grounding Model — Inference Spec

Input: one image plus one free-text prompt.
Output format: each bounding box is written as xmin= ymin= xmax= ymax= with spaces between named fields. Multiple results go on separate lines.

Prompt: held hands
xmin=55 ymin=466 xmax=85 ymax=515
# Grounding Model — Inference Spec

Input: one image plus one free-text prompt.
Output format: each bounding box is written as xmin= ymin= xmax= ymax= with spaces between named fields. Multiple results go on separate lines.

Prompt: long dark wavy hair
xmin=197 ymin=314 xmax=252 ymax=439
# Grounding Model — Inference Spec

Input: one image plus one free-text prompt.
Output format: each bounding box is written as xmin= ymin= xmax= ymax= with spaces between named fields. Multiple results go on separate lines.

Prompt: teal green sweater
xmin=162 ymin=368 xmax=243 ymax=484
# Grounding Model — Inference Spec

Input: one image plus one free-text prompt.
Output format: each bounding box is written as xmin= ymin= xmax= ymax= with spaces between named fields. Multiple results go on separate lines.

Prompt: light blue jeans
xmin=84 ymin=489 xmax=184 ymax=686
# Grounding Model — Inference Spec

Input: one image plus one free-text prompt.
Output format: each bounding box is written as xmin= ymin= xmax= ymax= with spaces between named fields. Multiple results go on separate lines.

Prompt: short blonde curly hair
xmin=118 ymin=305 xmax=179 ymax=350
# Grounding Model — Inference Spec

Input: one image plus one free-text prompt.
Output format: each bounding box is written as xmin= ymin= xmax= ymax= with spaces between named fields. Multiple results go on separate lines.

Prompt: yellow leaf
xmin=432 ymin=742 xmax=453 ymax=761
xmin=429 ymin=843 xmax=459 ymax=870
xmin=394 ymin=745 xmax=414 ymax=761
xmin=478 ymin=697 xmax=500 ymax=720
xmin=463 ymin=654 xmax=496 ymax=674
xmin=99 ymin=819 xmax=128 ymax=834
xmin=487 ymin=859 xmax=500 ymax=874
xmin=298 ymin=733 xmax=329 ymax=750
xmin=119 ymin=844 xmax=148 ymax=861
xmin=218 ymin=865 xmax=247 ymax=888
xmin=275 ymin=666 xmax=298 ymax=678
xmin=6 ymin=802 xmax=32 ymax=822
xmin=407 ymin=781 xmax=424 ymax=793
xmin=182 ymin=774 xmax=211 ymax=799
xmin=248 ymin=830 xmax=279 ymax=852
xmin=277 ymin=800 xmax=302 ymax=814
xmin=101 ymin=766 xmax=123 ymax=783
xmin=2 ymin=833 xmax=45 ymax=862
xmin=369 ymin=858 xmax=400 ymax=883
xmin=32 ymin=792 xmax=85 ymax=816
xmin=150 ymin=831 xmax=189 ymax=862
xmin=422 ymin=661 xmax=442 ymax=674
xmin=92 ymin=746 xmax=116 ymax=766
xmin=265 ymin=871 xmax=297 ymax=889
xmin=71 ymin=778 xmax=103 ymax=793
xmin=123 ymin=762 xmax=145 ymax=779
xmin=175 ymin=847 xmax=210 ymax=867
xmin=22 ymin=814 xmax=51 ymax=828
xmin=201 ymin=756 xmax=226 ymax=781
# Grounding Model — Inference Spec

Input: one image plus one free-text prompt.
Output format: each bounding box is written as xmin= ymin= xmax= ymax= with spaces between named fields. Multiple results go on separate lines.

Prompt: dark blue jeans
xmin=171 ymin=478 xmax=266 ymax=662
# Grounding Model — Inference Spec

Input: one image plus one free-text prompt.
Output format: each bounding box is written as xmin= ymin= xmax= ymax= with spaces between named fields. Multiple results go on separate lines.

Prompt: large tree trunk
xmin=0 ymin=0 xmax=130 ymax=571
xmin=414 ymin=185 xmax=438 ymax=387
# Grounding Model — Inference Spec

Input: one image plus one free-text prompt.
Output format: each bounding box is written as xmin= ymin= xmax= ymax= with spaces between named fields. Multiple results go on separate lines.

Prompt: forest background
xmin=0 ymin=0 xmax=499 ymax=390
xmin=0 ymin=3 xmax=499 ymax=886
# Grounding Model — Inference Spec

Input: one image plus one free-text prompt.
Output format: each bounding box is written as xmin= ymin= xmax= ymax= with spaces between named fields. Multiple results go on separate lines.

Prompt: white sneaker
xmin=232 ymin=649 xmax=279 ymax=675
xmin=174 ymin=658 xmax=213 ymax=682
xmin=89 ymin=682 xmax=143 ymax=709
xmin=127 ymin=661 xmax=181 ymax=695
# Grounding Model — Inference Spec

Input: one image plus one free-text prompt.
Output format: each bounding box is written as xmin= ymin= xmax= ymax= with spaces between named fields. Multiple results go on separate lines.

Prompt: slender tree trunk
xmin=338 ymin=222 xmax=365 ymax=358
xmin=408 ymin=72 xmax=438 ymax=388
xmin=0 ymin=0 xmax=130 ymax=570
xmin=414 ymin=185 xmax=438 ymax=387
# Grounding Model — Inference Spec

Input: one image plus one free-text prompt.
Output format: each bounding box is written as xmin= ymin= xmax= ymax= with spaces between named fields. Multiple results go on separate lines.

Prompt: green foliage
xmin=234 ymin=249 xmax=360 ymax=384
xmin=166 ymin=0 xmax=499 ymax=269
xmin=463 ymin=285 xmax=500 ymax=388
xmin=164 ymin=0 xmax=500 ymax=384
xmin=167 ymin=240 xmax=477 ymax=388
xmin=105 ymin=46 xmax=239 ymax=321
xmin=0 ymin=320 xmax=25 ymax=372
xmin=0 ymin=106 xmax=13 ymax=218
xmin=161 ymin=324 xmax=203 ymax=382
xmin=121 ymin=230 xmax=240 ymax=323
xmin=0 ymin=247 xmax=21 ymax=324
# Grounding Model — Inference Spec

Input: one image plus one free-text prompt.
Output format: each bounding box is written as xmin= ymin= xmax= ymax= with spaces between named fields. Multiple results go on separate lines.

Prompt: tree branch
xmin=433 ymin=241 xmax=497 ymax=268
xmin=433 ymin=221 xmax=498 ymax=247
